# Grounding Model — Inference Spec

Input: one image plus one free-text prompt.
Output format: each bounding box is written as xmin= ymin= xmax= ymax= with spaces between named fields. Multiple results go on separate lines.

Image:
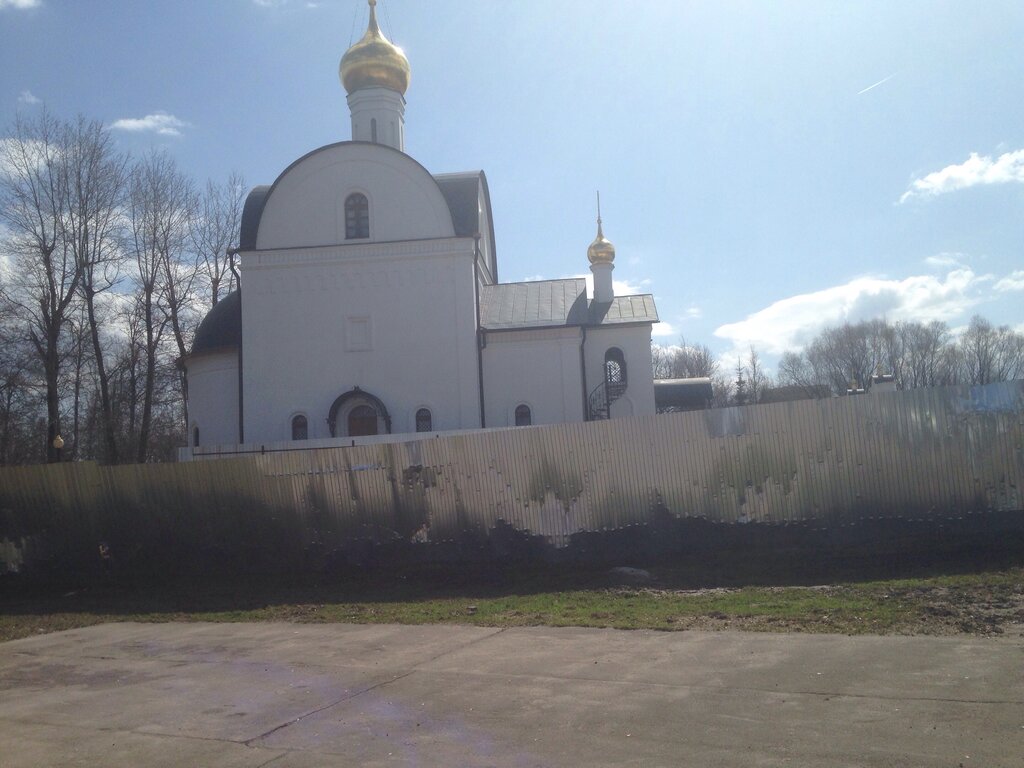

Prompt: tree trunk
xmin=45 ymin=328 xmax=61 ymax=463
xmin=137 ymin=288 xmax=156 ymax=464
xmin=84 ymin=287 xmax=119 ymax=463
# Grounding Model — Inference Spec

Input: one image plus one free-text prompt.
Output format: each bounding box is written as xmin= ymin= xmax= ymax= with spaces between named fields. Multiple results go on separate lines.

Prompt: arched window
xmin=415 ymin=408 xmax=432 ymax=433
xmin=514 ymin=404 xmax=532 ymax=427
xmin=345 ymin=193 xmax=369 ymax=240
xmin=605 ymin=347 xmax=627 ymax=387
xmin=291 ymin=414 xmax=308 ymax=441
xmin=348 ymin=404 xmax=378 ymax=436
xmin=192 ymin=425 xmax=200 ymax=447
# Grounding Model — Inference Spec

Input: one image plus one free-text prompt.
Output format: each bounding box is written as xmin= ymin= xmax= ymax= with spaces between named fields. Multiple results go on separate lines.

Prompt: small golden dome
xmin=339 ymin=0 xmax=410 ymax=96
xmin=588 ymin=218 xmax=616 ymax=265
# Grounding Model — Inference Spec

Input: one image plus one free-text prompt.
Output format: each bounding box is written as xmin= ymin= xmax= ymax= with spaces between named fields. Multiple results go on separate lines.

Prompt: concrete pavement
xmin=0 ymin=621 xmax=1021 ymax=767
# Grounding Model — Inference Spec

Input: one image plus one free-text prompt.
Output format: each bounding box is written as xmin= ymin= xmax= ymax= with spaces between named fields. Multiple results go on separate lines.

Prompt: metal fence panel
xmin=1 ymin=381 xmax=1022 ymax=573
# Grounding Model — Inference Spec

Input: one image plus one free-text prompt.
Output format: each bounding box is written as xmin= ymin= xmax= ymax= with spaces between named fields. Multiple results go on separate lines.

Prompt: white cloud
xmin=900 ymin=149 xmax=1024 ymax=203
xmin=17 ymin=90 xmax=41 ymax=105
xmin=612 ymin=277 xmax=648 ymax=295
xmin=994 ymin=270 xmax=1024 ymax=293
xmin=110 ymin=112 xmax=189 ymax=137
xmin=0 ymin=0 xmax=41 ymax=9
xmin=683 ymin=306 xmax=702 ymax=319
xmin=714 ymin=269 xmax=994 ymax=355
xmin=0 ymin=137 xmax=47 ymax=179
xmin=0 ymin=226 xmax=13 ymax=281
xmin=923 ymin=252 xmax=965 ymax=269
xmin=557 ymin=273 xmax=651 ymax=299
xmin=651 ymin=322 xmax=676 ymax=338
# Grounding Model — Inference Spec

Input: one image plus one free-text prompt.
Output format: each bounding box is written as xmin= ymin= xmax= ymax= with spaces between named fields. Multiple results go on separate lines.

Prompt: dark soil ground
xmin=3 ymin=547 xmax=1022 ymax=643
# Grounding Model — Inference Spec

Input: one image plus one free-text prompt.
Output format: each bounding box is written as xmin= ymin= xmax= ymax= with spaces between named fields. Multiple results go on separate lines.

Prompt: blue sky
xmin=2 ymin=0 xmax=1022 ymax=369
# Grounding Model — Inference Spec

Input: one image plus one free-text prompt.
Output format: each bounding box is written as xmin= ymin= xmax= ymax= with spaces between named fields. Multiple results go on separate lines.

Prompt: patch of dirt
xmin=641 ymin=577 xmax=1024 ymax=636
xmin=897 ymin=582 xmax=1024 ymax=637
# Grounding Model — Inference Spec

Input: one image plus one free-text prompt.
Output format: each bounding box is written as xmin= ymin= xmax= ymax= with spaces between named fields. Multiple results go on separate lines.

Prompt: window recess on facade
xmin=415 ymin=408 xmax=432 ymax=432
xmin=348 ymin=405 xmax=378 ymax=436
xmin=514 ymin=404 xmax=532 ymax=427
xmin=605 ymin=347 xmax=627 ymax=387
xmin=345 ymin=193 xmax=369 ymax=239
xmin=291 ymin=414 xmax=308 ymax=441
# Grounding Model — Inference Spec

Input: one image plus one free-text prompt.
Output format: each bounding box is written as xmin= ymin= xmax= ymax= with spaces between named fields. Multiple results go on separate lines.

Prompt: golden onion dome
xmin=339 ymin=0 xmax=411 ymax=96
xmin=587 ymin=218 xmax=616 ymax=265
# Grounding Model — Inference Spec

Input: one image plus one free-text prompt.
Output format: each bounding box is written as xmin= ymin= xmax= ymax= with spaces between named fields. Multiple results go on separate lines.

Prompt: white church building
xmin=182 ymin=1 xmax=658 ymax=453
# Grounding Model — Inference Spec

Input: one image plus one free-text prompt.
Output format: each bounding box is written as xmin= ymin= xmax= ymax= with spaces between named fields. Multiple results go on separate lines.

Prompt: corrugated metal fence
xmin=1 ymin=381 xmax=1022 ymax=574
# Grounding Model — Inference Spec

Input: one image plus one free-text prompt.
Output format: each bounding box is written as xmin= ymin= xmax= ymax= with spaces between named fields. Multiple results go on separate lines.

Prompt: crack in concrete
xmin=245 ymin=669 xmax=419 ymax=745
xmin=407 ymin=667 xmax=1024 ymax=706
xmin=243 ymin=628 xmax=507 ymax=745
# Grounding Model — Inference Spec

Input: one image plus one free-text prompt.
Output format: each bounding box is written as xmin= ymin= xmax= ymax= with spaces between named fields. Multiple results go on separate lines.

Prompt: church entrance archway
xmin=348 ymin=405 xmax=378 ymax=436
xmin=327 ymin=387 xmax=392 ymax=438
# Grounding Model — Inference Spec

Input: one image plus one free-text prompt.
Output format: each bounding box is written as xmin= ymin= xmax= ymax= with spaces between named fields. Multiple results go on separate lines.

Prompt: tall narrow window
xmin=605 ymin=347 xmax=627 ymax=387
xmin=415 ymin=408 xmax=432 ymax=433
xmin=291 ymin=414 xmax=308 ymax=441
xmin=514 ymin=404 xmax=532 ymax=427
xmin=345 ymin=193 xmax=369 ymax=239
xmin=192 ymin=426 xmax=200 ymax=447
xmin=370 ymin=118 xmax=378 ymax=144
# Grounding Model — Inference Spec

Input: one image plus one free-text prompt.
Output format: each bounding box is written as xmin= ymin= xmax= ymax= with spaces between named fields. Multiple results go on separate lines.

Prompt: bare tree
xmin=654 ymin=337 xmax=720 ymax=379
xmin=0 ymin=110 xmax=81 ymax=462
xmin=896 ymin=320 xmax=952 ymax=389
xmin=62 ymin=116 xmax=129 ymax=463
xmin=126 ymin=151 xmax=191 ymax=462
xmin=776 ymin=350 xmax=828 ymax=397
xmin=0 ymin=276 xmax=45 ymax=465
xmin=745 ymin=345 xmax=770 ymax=403
xmin=650 ymin=343 xmax=674 ymax=379
xmin=805 ymin=323 xmax=876 ymax=394
xmin=191 ymin=171 xmax=245 ymax=307
xmin=957 ymin=315 xmax=1024 ymax=385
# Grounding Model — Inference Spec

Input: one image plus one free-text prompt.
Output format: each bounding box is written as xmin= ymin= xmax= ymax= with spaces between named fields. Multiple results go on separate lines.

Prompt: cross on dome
xmin=588 ymin=191 xmax=616 ymax=265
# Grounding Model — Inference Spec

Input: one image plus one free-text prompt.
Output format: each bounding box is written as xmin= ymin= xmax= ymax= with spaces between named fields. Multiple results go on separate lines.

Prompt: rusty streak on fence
xmin=1 ymin=381 xmax=1022 ymax=573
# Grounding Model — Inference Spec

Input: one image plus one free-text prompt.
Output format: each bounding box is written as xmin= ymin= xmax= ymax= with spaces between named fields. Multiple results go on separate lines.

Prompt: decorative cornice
xmin=242 ymin=236 xmax=475 ymax=270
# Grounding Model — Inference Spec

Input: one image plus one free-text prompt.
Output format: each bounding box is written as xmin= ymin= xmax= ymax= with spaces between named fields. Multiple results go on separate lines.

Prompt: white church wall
xmin=585 ymin=325 xmax=656 ymax=418
xmin=256 ymin=143 xmax=455 ymax=250
xmin=482 ymin=328 xmax=585 ymax=427
xmin=242 ymin=238 xmax=481 ymax=442
xmin=186 ymin=351 xmax=239 ymax=447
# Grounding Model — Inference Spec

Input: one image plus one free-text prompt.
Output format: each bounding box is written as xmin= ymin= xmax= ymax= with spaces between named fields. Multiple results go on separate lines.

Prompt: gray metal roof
xmin=190 ymin=291 xmax=241 ymax=356
xmin=433 ymin=172 xmax=481 ymax=237
xmin=239 ymin=186 xmax=271 ymax=250
xmin=480 ymin=279 xmax=588 ymax=330
xmin=480 ymin=279 xmax=658 ymax=331
xmin=589 ymin=295 xmax=659 ymax=326
xmin=433 ymin=170 xmax=498 ymax=281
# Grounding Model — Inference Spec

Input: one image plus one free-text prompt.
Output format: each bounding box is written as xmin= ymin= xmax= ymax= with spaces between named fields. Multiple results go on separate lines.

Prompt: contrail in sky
xmin=857 ymin=73 xmax=896 ymax=95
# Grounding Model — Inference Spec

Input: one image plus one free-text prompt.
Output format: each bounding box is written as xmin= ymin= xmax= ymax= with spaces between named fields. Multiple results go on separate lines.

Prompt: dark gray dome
xmin=239 ymin=186 xmax=271 ymax=250
xmin=191 ymin=291 xmax=241 ymax=356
